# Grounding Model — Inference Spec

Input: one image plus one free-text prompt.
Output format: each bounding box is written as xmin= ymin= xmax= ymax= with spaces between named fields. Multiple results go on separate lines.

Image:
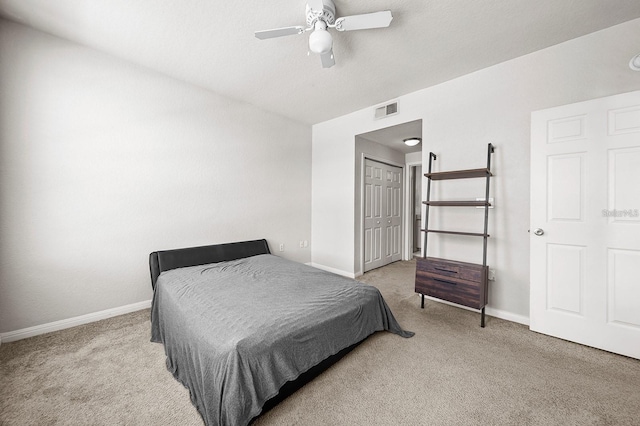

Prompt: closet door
xmin=364 ymin=159 xmax=403 ymax=272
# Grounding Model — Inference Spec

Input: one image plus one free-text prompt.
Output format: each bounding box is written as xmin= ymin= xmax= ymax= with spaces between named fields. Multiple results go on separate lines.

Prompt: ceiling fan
xmin=254 ymin=0 xmax=393 ymax=68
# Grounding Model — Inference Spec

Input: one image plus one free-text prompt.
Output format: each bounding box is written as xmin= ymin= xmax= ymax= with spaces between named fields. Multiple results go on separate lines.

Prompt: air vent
xmin=374 ymin=102 xmax=398 ymax=119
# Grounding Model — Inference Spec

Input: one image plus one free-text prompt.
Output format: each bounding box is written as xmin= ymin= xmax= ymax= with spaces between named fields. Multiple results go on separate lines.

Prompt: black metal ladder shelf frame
xmin=420 ymin=143 xmax=494 ymax=327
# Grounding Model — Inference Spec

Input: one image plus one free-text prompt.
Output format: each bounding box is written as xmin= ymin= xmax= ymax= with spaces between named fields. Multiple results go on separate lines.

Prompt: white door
xmin=383 ymin=163 xmax=403 ymax=265
xmin=364 ymin=159 xmax=403 ymax=272
xmin=530 ymin=90 xmax=640 ymax=360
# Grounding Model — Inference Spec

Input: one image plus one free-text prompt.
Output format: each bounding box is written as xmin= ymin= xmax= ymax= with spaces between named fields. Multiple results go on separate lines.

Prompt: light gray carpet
xmin=2 ymin=259 xmax=639 ymax=425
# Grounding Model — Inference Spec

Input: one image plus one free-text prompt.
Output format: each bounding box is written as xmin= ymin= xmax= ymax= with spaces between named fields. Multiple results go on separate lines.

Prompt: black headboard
xmin=149 ymin=239 xmax=270 ymax=290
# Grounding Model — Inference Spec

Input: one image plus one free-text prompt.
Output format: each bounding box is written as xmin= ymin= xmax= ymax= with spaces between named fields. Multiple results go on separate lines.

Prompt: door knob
xmin=533 ymin=228 xmax=544 ymax=236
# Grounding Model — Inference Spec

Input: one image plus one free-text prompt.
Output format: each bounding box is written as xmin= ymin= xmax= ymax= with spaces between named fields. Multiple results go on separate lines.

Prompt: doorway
xmin=355 ymin=119 xmax=422 ymax=275
xmin=363 ymin=159 xmax=403 ymax=272
xmin=410 ymin=164 xmax=423 ymax=256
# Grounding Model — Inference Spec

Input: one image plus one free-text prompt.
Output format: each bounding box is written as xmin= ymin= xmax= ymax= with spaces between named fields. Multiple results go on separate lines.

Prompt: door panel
xmin=546 ymin=243 xmax=585 ymax=315
xmin=608 ymin=148 xmax=640 ymax=224
xmin=364 ymin=161 xmax=384 ymax=270
xmin=607 ymin=248 xmax=640 ymax=327
xmin=547 ymin=154 xmax=585 ymax=222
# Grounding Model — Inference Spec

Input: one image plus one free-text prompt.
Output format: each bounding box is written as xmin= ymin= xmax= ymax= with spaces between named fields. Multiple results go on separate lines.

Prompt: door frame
xmin=358 ymin=153 xmax=406 ymax=276
xmin=405 ymin=160 xmax=423 ymax=258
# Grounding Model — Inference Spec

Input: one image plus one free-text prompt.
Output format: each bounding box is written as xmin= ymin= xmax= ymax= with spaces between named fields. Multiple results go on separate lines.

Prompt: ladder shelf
xmin=416 ymin=143 xmax=494 ymax=327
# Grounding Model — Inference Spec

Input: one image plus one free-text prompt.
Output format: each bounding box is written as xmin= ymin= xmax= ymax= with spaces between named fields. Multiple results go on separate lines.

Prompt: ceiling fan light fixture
xmin=309 ymin=23 xmax=332 ymax=54
xmin=254 ymin=0 xmax=393 ymax=68
xmin=404 ymin=137 xmax=421 ymax=147
xmin=630 ymin=53 xmax=640 ymax=71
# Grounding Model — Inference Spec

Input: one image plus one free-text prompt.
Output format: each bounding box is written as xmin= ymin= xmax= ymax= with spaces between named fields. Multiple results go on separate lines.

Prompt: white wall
xmin=0 ymin=20 xmax=311 ymax=333
xmin=312 ymin=18 xmax=640 ymax=321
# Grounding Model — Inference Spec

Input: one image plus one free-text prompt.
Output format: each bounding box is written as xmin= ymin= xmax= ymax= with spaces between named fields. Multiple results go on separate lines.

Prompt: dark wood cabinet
xmin=415 ymin=144 xmax=494 ymax=327
xmin=415 ymin=257 xmax=488 ymax=310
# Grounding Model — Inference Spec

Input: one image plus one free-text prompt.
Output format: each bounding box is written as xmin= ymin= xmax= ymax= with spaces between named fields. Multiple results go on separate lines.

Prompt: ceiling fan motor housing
xmin=306 ymin=0 xmax=336 ymax=26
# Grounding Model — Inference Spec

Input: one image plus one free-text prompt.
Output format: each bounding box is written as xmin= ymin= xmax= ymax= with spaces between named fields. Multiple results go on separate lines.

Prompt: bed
xmin=149 ymin=239 xmax=413 ymax=426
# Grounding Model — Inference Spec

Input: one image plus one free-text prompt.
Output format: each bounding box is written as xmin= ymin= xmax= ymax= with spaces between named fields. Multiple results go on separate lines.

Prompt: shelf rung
xmin=425 ymin=168 xmax=491 ymax=180
xmin=421 ymin=229 xmax=489 ymax=237
xmin=423 ymin=200 xmax=491 ymax=207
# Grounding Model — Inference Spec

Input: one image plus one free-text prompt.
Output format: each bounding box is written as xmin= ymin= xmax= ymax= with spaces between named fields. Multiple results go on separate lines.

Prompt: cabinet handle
xmin=434 ymin=267 xmax=457 ymax=274
xmin=434 ymin=278 xmax=457 ymax=286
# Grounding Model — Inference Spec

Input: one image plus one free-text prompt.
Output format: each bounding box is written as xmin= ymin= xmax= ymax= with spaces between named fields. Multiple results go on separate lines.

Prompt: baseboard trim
xmin=0 ymin=300 xmax=152 ymax=345
xmin=486 ymin=306 xmax=529 ymax=326
xmin=309 ymin=263 xmax=356 ymax=279
xmin=420 ymin=295 xmax=529 ymax=326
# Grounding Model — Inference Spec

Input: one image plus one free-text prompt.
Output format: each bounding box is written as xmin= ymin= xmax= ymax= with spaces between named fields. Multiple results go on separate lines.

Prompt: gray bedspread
xmin=151 ymin=254 xmax=413 ymax=426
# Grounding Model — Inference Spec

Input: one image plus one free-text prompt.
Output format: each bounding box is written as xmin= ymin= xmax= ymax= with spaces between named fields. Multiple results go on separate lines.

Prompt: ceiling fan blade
xmin=255 ymin=26 xmax=305 ymax=40
xmin=320 ymin=50 xmax=335 ymax=68
xmin=334 ymin=10 xmax=393 ymax=32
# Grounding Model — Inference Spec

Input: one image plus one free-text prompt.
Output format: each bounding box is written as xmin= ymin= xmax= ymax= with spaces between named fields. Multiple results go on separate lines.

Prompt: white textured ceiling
xmin=359 ymin=119 xmax=423 ymax=154
xmin=2 ymin=0 xmax=640 ymax=125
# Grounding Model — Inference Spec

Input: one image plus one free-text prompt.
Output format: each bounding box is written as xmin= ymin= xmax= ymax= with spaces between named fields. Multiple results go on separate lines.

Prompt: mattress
xmin=151 ymin=254 xmax=412 ymax=425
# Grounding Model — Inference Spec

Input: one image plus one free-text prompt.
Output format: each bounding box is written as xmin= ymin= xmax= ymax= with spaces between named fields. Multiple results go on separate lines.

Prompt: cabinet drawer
xmin=415 ymin=274 xmax=486 ymax=309
xmin=417 ymin=257 xmax=485 ymax=282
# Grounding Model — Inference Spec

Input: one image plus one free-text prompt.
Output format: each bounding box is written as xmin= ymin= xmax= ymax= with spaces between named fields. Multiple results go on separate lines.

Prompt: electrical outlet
xmin=488 ymin=269 xmax=496 ymax=281
xmin=279 ymin=243 xmax=284 ymax=252
xmin=303 ymin=240 xmax=308 ymax=248
xmin=299 ymin=240 xmax=304 ymax=248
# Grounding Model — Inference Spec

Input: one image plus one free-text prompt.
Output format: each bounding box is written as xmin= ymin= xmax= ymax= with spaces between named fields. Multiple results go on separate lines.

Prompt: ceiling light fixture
xmin=308 ymin=21 xmax=333 ymax=55
xmin=630 ymin=53 xmax=640 ymax=71
xmin=404 ymin=137 xmax=421 ymax=147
